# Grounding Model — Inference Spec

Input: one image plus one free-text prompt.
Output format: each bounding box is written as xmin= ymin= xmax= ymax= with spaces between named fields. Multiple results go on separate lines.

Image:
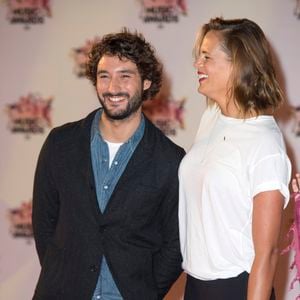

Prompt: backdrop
xmin=0 ymin=1 xmax=299 ymax=299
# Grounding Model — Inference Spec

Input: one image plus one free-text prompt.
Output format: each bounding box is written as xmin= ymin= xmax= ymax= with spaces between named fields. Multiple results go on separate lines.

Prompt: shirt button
xmin=114 ymin=161 xmax=118 ymax=165
xmin=96 ymin=296 xmax=101 ymax=299
xmin=103 ymin=185 xmax=108 ymax=190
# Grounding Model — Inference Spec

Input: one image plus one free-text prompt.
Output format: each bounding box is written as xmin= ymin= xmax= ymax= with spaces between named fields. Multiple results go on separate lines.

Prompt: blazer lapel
xmin=103 ymin=118 xmax=154 ymax=214
xmin=76 ymin=110 xmax=104 ymax=217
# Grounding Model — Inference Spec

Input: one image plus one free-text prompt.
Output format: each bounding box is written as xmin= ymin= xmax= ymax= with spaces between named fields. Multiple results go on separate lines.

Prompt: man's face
xmin=96 ymin=55 xmax=151 ymax=120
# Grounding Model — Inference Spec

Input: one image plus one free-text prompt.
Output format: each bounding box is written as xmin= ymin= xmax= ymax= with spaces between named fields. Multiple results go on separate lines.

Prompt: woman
xmin=178 ymin=18 xmax=291 ymax=299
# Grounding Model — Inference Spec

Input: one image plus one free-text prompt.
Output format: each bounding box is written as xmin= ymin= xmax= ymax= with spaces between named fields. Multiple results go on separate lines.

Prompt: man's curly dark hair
xmin=86 ymin=28 xmax=162 ymax=101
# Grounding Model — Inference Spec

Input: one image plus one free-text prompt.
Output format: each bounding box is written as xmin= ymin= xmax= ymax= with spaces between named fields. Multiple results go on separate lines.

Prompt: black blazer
xmin=32 ymin=110 xmax=185 ymax=300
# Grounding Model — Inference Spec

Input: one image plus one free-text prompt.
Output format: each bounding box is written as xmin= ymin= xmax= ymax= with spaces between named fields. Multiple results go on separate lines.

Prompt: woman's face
xmin=195 ymin=30 xmax=233 ymax=108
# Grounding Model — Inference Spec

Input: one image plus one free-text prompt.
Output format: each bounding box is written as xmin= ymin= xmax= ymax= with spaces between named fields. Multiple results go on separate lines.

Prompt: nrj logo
xmin=4 ymin=0 xmax=52 ymax=29
xmin=8 ymin=200 xmax=33 ymax=241
xmin=71 ymin=37 xmax=101 ymax=78
xmin=5 ymin=93 xmax=53 ymax=138
xmin=139 ymin=0 xmax=187 ymax=28
xmin=143 ymin=96 xmax=185 ymax=136
xmin=295 ymin=0 xmax=300 ymax=19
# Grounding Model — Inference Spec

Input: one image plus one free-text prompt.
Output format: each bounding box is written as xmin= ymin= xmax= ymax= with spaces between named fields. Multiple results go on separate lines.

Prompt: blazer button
xmin=99 ymin=225 xmax=107 ymax=234
xmin=56 ymin=289 xmax=64 ymax=296
xmin=90 ymin=265 xmax=97 ymax=272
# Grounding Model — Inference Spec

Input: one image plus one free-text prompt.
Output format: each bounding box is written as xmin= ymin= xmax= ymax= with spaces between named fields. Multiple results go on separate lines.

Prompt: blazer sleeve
xmin=32 ymin=129 xmax=60 ymax=265
xmin=153 ymin=148 xmax=185 ymax=299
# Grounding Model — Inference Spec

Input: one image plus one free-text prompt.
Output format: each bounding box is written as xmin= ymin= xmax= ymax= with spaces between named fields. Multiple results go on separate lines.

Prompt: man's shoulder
xmin=48 ymin=109 xmax=97 ymax=140
xmin=144 ymin=118 xmax=186 ymax=158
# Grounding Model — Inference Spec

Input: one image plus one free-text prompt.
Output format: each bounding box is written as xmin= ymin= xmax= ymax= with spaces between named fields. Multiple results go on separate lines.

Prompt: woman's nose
xmin=194 ymin=58 xmax=204 ymax=68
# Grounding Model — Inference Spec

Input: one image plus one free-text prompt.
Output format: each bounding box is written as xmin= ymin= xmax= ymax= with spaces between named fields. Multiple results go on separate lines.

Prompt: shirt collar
xmin=91 ymin=108 xmax=145 ymax=147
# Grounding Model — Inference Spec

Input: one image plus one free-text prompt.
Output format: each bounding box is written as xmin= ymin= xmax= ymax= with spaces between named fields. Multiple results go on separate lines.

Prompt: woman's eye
xmin=197 ymin=54 xmax=209 ymax=63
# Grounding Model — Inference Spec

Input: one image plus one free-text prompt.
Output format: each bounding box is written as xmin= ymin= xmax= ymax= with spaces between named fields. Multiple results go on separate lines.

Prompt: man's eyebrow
xmin=97 ymin=70 xmax=108 ymax=75
xmin=97 ymin=69 xmax=137 ymax=75
xmin=118 ymin=69 xmax=137 ymax=74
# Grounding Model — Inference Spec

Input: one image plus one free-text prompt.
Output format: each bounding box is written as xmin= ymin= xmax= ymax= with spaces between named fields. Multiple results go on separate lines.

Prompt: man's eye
xmin=121 ymin=74 xmax=131 ymax=78
xmin=99 ymin=75 xmax=108 ymax=79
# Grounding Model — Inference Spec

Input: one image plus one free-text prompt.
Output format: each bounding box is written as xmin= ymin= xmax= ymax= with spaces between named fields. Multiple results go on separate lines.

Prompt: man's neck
xmin=99 ymin=109 xmax=142 ymax=143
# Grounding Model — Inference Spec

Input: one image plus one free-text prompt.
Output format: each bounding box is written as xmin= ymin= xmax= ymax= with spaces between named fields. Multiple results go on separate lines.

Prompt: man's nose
xmin=108 ymin=78 xmax=121 ymax=94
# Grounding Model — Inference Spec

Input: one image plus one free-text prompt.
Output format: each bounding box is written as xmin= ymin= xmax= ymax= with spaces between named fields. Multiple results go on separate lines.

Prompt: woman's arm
xmin=247 ymin=190 xmax=284 ymax=300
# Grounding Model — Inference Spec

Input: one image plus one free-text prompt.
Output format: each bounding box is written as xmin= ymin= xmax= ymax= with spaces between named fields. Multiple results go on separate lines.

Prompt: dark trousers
xmin=184 ymin=272 xmax=276 ymax=300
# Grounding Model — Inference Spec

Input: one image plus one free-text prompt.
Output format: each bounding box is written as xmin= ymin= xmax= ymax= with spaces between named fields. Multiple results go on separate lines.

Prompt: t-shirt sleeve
xmin=249 ymin=153 xmax=291 ymax=208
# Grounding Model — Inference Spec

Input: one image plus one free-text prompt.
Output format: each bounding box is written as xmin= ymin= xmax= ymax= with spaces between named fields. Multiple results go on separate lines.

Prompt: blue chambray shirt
xmin=90 ymin=109 xmax=145 ymax=300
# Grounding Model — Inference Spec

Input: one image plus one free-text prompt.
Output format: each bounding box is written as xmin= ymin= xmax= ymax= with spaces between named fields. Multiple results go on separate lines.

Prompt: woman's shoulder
xmin=247 ymin=121 xmax=288 ymax=168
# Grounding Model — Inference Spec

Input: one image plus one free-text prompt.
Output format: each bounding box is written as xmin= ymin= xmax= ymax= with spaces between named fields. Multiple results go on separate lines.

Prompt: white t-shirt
xmin=105 ymin=140 xmax=123 ymax=168
xmin=178 ymin=104 xmax=291 ymax=280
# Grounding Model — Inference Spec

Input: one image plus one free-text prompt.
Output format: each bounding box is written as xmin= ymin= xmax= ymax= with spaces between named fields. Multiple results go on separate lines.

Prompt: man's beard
xmin=97 ymin=90 xmax=143 ymax=120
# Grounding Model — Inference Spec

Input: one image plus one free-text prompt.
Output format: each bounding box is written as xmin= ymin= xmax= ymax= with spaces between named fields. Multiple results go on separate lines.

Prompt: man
xmin=32 ymin=29 xmax=185 ymax=300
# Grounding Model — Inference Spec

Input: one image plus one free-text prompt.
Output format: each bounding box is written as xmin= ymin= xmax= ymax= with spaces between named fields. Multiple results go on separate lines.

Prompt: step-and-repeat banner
xmin=0 ymin=1 xmax=299 ymax=299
